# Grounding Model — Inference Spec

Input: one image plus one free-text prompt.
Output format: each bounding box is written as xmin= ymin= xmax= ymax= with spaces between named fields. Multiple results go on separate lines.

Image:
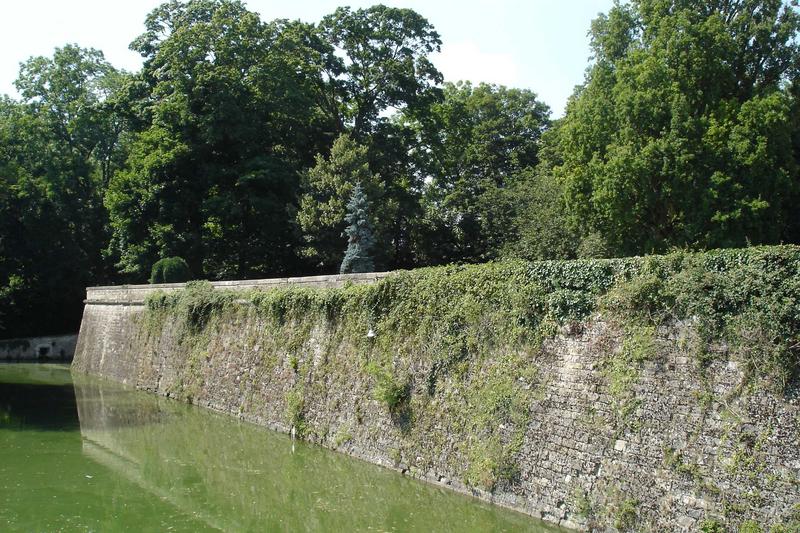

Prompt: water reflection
xmin=0 ymin=364 xmax=561 ymax=532
xmin=73 ymin=375 xmax=559 ymax=532
xmin=0 ymin=363 xmax=79 ymax=431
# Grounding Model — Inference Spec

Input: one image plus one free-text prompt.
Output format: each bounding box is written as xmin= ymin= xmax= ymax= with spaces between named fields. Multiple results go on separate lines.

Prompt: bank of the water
xmin=0 ymin=363 xmax=562 ymax=532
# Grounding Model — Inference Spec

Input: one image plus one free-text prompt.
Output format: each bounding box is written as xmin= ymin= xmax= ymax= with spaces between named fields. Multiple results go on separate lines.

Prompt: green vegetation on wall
xmin=141 ymin=245 xmax=800 ymax=500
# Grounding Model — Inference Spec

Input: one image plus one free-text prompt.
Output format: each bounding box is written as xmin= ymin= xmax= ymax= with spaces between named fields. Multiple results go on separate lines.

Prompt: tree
xmin=557 ymin=0 xmax=800 ymax=256
xmin=340 ymin=183 xmax=376 ymax=274
xmin=412 ymin=82 xmax=551 ymax=264
xmin=0 ymin=44 xmax=126 ymax=338
xmin=297 ymin=134 xmax=383 ymax=271
xmin=505 ymin=171 xmax=580 ymax=261
xmin=107 ymin=0 xmax=332 ymax=280
xmin=365 ymin=118 xmax=428 ymax=268
xmin=15 ymin=44 xmax=128 ymax=187
xmin=308 ymin=5 xmax=445 ymax=270
xmin=14 ymin=44 xmax=126 ymax=281
xmin=318 ymin=5 xmax=443 ymax=140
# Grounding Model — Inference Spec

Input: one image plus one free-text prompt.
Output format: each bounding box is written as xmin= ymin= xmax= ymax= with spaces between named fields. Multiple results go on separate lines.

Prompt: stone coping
xmin=85 ymin=271 xmax=393 ymax=305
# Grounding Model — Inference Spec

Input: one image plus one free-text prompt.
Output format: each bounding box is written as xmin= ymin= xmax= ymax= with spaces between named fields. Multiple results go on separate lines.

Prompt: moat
xmin=0 ymin=363 xmax=561 ymax=532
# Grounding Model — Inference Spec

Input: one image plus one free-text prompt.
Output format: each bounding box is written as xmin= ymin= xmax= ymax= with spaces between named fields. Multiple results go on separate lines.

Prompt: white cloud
xmin=433 ymin=41 xmax=520 ymax=88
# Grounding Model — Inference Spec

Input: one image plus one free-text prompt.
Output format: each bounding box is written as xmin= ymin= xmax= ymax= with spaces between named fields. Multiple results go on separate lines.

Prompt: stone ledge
xmin=84 ymin=271 xmax=393 ymax=305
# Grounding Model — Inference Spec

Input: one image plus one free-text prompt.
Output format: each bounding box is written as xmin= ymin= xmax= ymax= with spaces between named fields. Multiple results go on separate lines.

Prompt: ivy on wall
xmin=142 ymin=245 xmax=800 ymax=496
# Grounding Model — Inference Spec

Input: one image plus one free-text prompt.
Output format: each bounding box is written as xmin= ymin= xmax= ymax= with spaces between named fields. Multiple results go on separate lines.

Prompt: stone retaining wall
xmin=72 ymin=272 xmax=800 ymax=532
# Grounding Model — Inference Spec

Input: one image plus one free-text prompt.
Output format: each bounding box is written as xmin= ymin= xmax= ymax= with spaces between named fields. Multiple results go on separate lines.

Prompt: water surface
xmin=0 ymin=363 xmax=563 ymax=532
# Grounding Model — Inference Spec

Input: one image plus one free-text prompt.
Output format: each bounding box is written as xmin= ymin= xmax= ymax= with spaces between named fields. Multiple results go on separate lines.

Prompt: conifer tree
xmin=340 ymin=183 xmax=376 ymax=274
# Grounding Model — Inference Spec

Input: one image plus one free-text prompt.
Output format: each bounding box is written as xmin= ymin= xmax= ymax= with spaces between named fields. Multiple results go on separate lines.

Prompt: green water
xmin=0 ymin=364 xmax=563 ymax=532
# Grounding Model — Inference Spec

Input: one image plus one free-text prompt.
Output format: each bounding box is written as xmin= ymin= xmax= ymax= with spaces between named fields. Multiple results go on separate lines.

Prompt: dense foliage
xmin=556 ymin=0 xmax=800 ymax=256
xmin=106 ymin=0 xmax=330 ymax=280
xmin=412 ymin=82 xmax=551 ymax=264
xmin=297 ymin=134 xmax=382 ymax=270
xmin=2 ymin=0 xmax=800 ymax=336
xmin=0 ymin=45 xmax=124 ymax=336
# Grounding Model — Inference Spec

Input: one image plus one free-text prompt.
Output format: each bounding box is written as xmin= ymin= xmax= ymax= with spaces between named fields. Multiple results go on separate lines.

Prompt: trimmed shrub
xmin=149 ymin=257 xmax=191 ymax=284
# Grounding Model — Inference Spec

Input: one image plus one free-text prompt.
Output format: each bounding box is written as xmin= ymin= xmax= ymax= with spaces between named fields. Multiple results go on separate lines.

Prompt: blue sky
xmin=0 ymin=0 xmax=615 ymax=117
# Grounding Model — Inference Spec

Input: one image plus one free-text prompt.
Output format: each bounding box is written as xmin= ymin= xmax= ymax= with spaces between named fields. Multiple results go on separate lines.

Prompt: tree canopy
xmin=319 ymin=4 xmax=443 ymax=139
xmin=2 ymin=0 xmax=800 ymax=338
xmin=556 ymin=0 xmax=800 ymax=256
xmin=0 ymin=45 xmax=123 ymax=336
xmin=414 ymin=81 xmax=551 ymax=263
xmin=106 ymin=0 xmax=332 ymax=280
